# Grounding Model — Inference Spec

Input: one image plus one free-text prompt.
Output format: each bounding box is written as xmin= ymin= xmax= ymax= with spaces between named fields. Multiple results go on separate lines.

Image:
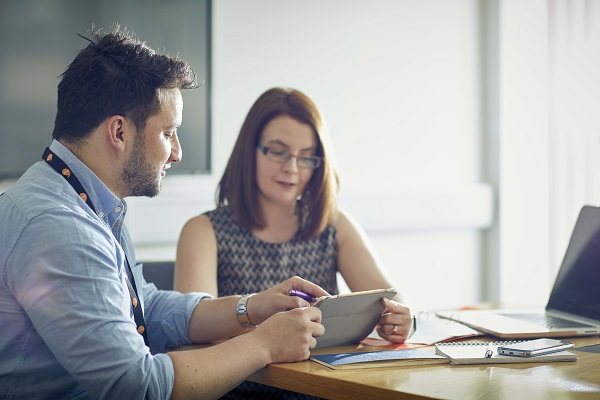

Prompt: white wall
xmin=497 ymin=0 xmax=551 ymax=305
xmin=129 ymin=0 xmax=491 ymax=312
xmin=3 ymin=0 xmax=598 ymax=311
xmin=0 ymin=0 xmax=493 ymax=312
xmin=496 ymin=0 xmax=600 ymax=306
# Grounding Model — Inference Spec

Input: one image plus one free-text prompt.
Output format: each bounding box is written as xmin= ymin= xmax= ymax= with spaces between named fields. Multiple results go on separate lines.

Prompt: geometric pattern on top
xmin=209 ymin=205 xmax=339 ymax=400
xmin=206 ymin=205 xmax=339 ymax=297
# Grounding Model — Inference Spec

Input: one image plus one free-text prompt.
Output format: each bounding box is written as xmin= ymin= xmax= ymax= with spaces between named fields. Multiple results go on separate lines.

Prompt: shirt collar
xmin=49 ymin=139 xmax=126 ymax=228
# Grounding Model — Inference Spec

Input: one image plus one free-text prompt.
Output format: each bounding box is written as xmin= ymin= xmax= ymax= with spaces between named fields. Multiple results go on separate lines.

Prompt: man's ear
xmin=106 ymin=115 xmax=131 ymax=152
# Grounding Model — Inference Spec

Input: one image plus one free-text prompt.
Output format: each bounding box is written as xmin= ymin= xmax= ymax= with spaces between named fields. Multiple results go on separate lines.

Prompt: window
xmin=0 ymin=0 xmax=211 ymax=178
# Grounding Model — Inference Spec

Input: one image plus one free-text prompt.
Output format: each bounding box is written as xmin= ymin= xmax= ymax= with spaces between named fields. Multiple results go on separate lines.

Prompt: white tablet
xmin=313 ymin=288 xmax=397 ymax=349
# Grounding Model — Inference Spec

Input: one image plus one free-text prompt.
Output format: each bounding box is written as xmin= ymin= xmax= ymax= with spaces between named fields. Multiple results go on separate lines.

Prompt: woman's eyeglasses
xmin=257 ymin=144 xmax=322 ymax=169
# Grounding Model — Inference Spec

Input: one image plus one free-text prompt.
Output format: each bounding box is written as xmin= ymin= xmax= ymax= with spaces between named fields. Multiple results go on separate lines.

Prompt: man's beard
xmin=122 ymin=137 xmax=161 ymax=198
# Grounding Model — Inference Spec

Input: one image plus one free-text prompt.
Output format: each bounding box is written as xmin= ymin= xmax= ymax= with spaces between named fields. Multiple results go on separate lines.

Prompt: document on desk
xmin=362 ymin=314 xmax=481 ymax=348
xmin=406 ymin=315 xmax=481 ymax=345
xmin=310 ymin=348 xmax=449 ymax=370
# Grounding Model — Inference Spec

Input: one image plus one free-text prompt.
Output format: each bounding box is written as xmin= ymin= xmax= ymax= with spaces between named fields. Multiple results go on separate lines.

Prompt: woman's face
xmin=256 ymin=115 xmax=318 ymax=209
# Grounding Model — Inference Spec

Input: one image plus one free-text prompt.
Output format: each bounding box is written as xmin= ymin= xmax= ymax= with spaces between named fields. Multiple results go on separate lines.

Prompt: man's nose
xmin=170 ymin=133 xmax=182 ymax=163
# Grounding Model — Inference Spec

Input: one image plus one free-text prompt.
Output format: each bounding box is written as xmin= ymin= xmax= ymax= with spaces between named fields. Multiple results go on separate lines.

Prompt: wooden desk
xmin=247 ymin=336 xmax=600 ymax=399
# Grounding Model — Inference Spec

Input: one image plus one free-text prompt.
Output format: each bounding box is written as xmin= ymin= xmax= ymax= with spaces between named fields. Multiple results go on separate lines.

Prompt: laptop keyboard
xmin=499 ymin=313 xmax=593 ymax=328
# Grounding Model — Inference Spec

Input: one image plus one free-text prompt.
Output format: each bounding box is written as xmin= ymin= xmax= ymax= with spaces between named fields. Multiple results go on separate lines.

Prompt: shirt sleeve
xmin=140 ymin=272 xmax=211 ymax=354
xmin=6 ymin=207 xmax=177 ymax=399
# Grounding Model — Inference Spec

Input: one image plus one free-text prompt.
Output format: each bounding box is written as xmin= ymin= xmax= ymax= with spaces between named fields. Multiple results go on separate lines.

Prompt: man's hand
xmin=170 ymin=303 xmax=325 ymax=399
xmin=246 ymin=276 xmax=329 ymax=325
xmin=250 ymin=306 xmax=325 ymax=364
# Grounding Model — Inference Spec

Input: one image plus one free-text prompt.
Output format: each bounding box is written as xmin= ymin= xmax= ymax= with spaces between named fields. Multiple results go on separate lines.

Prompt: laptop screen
xmin=546 ymin=206 xmax=600 ymax=321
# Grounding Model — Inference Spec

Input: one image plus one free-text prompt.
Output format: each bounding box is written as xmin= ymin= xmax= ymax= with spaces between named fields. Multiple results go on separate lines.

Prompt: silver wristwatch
xmin=236 ymin=294 xmax=255 ymax=327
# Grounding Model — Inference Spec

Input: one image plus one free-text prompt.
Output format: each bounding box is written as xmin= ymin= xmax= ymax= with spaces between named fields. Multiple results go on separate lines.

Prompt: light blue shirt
xmin=0 ymin=140 xmax=210 ymax=399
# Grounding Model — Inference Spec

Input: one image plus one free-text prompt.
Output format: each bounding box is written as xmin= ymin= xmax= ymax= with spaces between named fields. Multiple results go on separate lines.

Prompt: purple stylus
xmin=289 ymin=289 xmax=317 ymax=302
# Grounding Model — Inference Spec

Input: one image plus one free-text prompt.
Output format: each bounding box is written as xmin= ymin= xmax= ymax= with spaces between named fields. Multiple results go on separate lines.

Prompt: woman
xmin=175 ymin=87 xmax=412 ymax=399
xmin=176 ymin=86 xmax=412 ymax=339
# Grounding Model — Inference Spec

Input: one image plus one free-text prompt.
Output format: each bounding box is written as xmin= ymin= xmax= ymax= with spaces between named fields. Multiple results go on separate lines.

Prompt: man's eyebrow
xmin=164 ymin=123 xmax=180 ymax=130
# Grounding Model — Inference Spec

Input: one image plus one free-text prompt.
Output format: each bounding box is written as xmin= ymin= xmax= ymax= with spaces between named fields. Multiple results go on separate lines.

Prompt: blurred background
xmin=1 ymin=0 xmax=599 ymax=312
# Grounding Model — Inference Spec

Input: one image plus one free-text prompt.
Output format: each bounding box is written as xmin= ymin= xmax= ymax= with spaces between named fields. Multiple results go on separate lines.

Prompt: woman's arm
xmin=335 ymin=209 xmax=413 ymax=342
xmin=335 ymin=209 xmax=407 ymax=301
xmin=174 ymin=214 xmax=219 ymax=295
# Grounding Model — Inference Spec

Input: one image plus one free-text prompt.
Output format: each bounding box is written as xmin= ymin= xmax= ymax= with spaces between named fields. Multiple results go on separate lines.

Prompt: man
xmin=0 ymin=26 xmax=325 ymax=399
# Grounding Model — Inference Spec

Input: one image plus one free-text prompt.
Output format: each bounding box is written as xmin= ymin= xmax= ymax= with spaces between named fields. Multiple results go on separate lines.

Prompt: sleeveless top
xmin=205 ymin=206 xmax=339 ymax=296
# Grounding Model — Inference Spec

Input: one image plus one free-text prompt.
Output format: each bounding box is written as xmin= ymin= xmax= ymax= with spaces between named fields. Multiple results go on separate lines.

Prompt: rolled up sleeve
xmin=5 ymin=208 xmax=189 ymax=399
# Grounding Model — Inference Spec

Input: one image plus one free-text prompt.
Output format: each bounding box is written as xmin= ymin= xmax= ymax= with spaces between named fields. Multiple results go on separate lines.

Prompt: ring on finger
xmin=392 ymin=324 xmax=397 ymax=334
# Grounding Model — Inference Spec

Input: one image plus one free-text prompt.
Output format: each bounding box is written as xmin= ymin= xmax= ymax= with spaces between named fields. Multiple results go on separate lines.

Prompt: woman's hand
xmin=375 ymin=298 xmax=413 ymax=343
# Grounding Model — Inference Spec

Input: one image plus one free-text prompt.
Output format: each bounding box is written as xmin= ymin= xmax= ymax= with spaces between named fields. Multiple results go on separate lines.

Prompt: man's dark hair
xmin=52 ymin=25 xmax=198 ymax=143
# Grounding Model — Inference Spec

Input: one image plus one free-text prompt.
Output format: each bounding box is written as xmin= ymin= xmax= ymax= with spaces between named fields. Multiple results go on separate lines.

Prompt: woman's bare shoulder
xmin=180 ymin=213 xmax=215 ymax=238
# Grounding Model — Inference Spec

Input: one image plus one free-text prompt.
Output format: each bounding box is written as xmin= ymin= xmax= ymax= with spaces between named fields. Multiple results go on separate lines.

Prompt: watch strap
xmin=236 ymin=294 xmax=256 ymax=327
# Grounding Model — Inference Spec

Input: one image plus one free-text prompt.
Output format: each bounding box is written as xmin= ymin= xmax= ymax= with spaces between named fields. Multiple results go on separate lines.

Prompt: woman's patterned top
xmin=207 ymin=205 xmax=337 ymax=400
xmin=206 ymin=205 xmax=339 ymax=297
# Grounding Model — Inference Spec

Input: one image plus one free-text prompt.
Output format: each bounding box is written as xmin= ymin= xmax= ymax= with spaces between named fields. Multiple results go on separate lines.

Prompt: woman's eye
xmin=269 ymin=149 xmax=288 ymax=157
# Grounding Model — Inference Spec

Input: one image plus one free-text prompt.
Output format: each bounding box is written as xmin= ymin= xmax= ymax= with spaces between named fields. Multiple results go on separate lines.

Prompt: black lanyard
xmin=43 ymin=147 xmax=149 ymax=346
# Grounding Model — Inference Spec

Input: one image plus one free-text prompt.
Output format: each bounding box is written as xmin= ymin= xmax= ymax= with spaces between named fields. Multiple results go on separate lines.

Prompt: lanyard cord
xmin=42 ymin=147 xmax=149 ymax=347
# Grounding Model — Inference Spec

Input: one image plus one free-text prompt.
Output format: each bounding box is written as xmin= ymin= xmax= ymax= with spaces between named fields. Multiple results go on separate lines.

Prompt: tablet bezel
xmin=313 ymin=288 xmax=397 ymax=349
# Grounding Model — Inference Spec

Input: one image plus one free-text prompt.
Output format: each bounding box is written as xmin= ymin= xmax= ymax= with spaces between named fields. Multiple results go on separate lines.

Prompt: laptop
xmin=436 ymin=205 xmax=600 ymax=339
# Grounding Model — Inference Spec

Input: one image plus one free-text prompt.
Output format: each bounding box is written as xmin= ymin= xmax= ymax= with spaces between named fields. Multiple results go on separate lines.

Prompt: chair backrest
xmin=141 ymin=261 xmax=175 ymax=291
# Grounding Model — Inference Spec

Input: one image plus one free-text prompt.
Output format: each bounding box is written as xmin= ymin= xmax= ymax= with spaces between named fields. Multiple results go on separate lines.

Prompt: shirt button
xmin=114 ymin=206 xmax=122 ymax=212
xmin=137 ymin=326 xmax=145 ymax=335
xmin=132 ymin=298 xmax=138 ymax=308
xmin=98 ymin=211 xmax=105 ymax=218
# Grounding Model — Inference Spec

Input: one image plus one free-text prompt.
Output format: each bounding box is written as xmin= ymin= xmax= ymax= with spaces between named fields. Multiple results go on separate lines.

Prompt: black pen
xmin=289 ymin=289 xmax=317 ymax=302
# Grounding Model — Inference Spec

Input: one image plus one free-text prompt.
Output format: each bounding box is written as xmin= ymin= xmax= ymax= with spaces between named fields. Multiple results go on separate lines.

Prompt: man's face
xmin=122 ymin=88 xmax=183 ymax=197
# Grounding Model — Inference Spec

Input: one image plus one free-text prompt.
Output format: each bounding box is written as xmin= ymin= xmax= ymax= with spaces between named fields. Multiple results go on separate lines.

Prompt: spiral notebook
xmin=435 ymin=340 xmax=578 ymax=365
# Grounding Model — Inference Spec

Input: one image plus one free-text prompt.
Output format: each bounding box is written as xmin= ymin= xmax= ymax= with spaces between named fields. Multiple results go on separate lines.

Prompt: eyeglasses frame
xmin=257 ymin=143 xmax=322 ymax=169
